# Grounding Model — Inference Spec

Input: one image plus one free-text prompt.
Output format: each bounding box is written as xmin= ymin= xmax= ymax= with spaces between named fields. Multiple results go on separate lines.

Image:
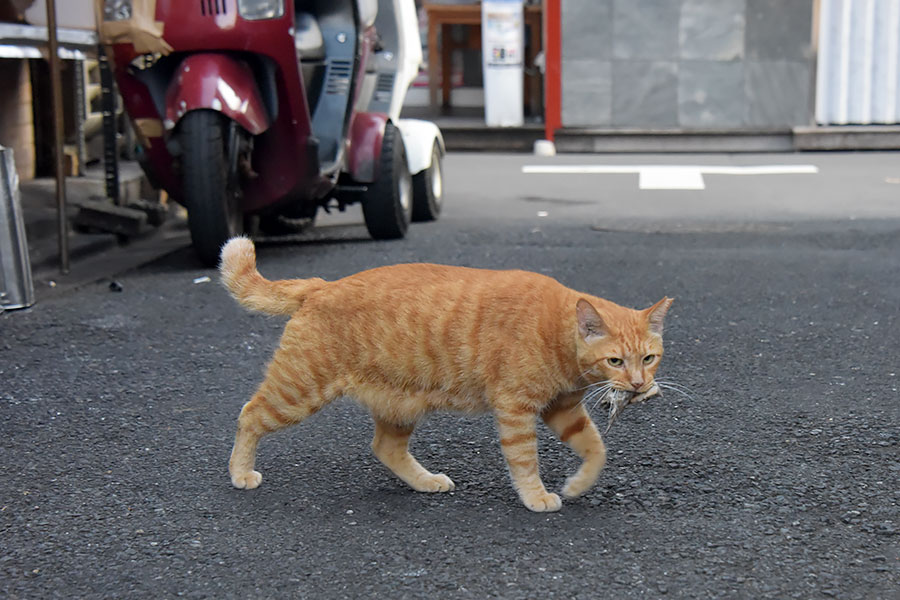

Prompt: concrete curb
xmin=438 ymin=124 xmax=900 ymax=153
xmin=793 ymin=125 xmax=900 ymax=151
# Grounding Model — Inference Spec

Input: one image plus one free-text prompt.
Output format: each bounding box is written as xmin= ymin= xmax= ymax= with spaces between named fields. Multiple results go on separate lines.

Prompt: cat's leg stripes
xmin=228 ymin=360 xmax=330 ymax=490
xmin=228 ymin=395 xmax=272 ymax=489
xmin=495 ymin=404 xmax=562 ymax=512
xmin=371 ymin=418 xmax=454 ymax=492
xmin=542 ymin=392 xmax=607 ymax=498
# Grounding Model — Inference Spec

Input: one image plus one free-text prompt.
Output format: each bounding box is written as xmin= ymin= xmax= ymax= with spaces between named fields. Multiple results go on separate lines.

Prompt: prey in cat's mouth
xmin=600 ymin=384 xmax=662 ymax=434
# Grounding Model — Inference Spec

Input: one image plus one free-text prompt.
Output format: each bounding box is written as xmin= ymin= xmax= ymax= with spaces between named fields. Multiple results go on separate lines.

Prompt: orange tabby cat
xmin=219 ymin=237 xmax=673 ymax=512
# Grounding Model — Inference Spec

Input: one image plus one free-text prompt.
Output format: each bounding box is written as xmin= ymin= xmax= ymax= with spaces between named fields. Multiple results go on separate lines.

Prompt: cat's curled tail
xmin=219 ymin=237 xmax=326 ymax=316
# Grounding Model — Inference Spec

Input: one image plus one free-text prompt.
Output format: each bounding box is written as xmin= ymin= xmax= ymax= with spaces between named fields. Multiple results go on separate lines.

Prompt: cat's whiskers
xmin=580 ymin=379 xmax=611 ymax=400
xmin=582 ymin=383 xmax=615 ymax=413
xmin=577 ymin=378 xmax=610 ymax=395
xmin=584 ymin=391 xmax=610 ymax=413
xmin=580 ymin=388 xmax=602 ymax=408
xmin=580 ymin=386 xmax=604 ymax=407
xmin=655 ymin=378 xmax=697 ymax=402
xmin=571 ymin=370 xmax=604 ymax=391
xmin=591 ymin=390 xmax=615 ymax=413
xmin=654 ymin=377 xmax=693 ymax=392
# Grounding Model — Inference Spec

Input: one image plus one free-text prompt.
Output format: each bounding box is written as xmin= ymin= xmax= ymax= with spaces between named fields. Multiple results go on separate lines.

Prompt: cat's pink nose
xmin=631 ymin=380 xmax=643 ymax=391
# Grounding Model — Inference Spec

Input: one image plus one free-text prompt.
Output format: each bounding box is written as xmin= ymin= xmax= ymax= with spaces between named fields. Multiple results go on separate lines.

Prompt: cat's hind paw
xmin=412 ymin=473 xmax=455 ymax=493
xmin=231 ymin=470 xmax=262 ymax=490
xmin=522 ymin=492 xmax=562 ymax=512
xmin=561 ymin=477 xmax=591 ymax=499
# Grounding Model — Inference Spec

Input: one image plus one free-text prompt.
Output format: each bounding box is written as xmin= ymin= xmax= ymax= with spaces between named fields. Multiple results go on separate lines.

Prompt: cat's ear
xmin=645 ymin=297 xmax=674 ymax=336
xmin=576 ymin=299 xmax=607 ymax=342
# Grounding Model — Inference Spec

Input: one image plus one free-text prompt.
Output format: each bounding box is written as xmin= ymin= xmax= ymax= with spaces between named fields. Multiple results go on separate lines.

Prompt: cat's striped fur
xmin=220 ymin=237 xmax=672 ymax=511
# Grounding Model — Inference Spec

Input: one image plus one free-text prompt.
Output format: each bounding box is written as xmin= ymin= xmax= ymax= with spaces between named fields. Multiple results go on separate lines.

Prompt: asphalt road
xmin=2 ymin=153 xmax=899 ymax=598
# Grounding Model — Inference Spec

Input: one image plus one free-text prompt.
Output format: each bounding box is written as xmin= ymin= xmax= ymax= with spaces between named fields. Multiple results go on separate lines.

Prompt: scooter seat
xmin=295 ymin=12 xmax=324 ymax=61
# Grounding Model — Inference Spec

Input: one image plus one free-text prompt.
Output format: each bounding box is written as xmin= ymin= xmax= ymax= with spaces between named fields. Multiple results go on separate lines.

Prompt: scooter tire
xmin=411 ymin=141 xmax=443 ymax=222
xmin=362 ymin=122 xmax=412 ymax=240
xmin=180 ymin=110 xmax=243 ymax=266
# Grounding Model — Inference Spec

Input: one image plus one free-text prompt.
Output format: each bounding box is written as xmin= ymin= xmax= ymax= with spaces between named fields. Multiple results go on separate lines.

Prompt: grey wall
xmin=561 ymin=0 xmax=814 ymax=130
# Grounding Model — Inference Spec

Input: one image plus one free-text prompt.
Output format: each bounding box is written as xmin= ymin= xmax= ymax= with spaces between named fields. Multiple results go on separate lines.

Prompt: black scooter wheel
xmin=180 ymin=110 xmax=243 ymax=266
xmin=362 ymin=122 xmax=412 ymax=240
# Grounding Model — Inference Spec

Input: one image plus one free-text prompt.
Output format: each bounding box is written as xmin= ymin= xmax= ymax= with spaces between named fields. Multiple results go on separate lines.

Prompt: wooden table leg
xmin=441 ymin=23 xmax=452 ymax=108
xmin=526 ymin=19 xmax=542 ymax=115
xmin=524 ymin=35 xmax=533 ymax=113
xmin=428 ymin=17 xmax=439 ymax=111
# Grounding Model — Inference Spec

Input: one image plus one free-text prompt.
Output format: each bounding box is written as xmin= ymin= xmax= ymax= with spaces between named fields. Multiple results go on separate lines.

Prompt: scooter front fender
xmin=347 ymin=112 xmax=388 ymax=183
xmin=164 ymin=54 xmax=270 ymax=135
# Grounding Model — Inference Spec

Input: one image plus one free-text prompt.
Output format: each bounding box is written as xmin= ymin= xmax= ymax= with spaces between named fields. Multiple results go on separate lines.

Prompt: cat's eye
xmin=643 ymin=354 xmax=656 ymax=364
xmin=607 ymin=357 xmax=624 ymax=367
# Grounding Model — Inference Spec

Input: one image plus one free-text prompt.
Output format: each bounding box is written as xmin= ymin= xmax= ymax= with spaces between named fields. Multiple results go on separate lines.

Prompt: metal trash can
xmin=0 ymin=146 xmax=35 ymax=310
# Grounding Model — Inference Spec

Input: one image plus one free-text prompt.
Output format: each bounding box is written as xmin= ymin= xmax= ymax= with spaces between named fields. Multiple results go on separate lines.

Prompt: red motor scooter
xmin=102 ymin=0 xmax=439 ymax=265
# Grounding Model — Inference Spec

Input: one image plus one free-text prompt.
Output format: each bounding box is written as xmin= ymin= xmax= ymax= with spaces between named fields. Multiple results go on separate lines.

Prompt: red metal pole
xmin=543 ymin=0 xmax=561 ymax=142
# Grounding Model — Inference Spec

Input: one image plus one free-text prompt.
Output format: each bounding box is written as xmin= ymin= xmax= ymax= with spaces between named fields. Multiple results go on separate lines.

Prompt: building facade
xmin=560 ymin=0 xmax=817 ymax=130
xmin=559 ymin=0 xmax=900 ymax=133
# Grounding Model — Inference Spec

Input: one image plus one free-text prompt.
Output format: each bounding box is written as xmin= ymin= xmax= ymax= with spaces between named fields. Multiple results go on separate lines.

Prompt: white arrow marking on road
xmin=521 ymin=164 xmax=819 ymax=190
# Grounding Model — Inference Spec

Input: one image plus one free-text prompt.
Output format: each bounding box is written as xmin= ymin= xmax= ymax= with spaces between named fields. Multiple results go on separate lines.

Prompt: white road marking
xmin=521 ymin=164 xmax=819 ymax=190
xmin=639 ymin=167 xmax=706 ymax=190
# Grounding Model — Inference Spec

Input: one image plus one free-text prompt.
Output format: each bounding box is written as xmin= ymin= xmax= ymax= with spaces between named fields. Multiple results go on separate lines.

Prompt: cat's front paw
xmin=522 ymin=492 xmax=562 ymax=512
xmin=231 ymin=470 xmax=262 ymax=490
xmin=412 ymin=473 xmax=455 ymax=493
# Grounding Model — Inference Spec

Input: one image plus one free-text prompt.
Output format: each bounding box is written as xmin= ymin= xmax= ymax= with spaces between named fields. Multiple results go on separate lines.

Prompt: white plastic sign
xmin=482 ymin=0 xmax=524 ymax=126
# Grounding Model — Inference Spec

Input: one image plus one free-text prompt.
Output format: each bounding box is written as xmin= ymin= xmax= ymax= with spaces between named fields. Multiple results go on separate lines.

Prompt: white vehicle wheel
xmin=412 ymin=141 xmax=443 ymax=222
